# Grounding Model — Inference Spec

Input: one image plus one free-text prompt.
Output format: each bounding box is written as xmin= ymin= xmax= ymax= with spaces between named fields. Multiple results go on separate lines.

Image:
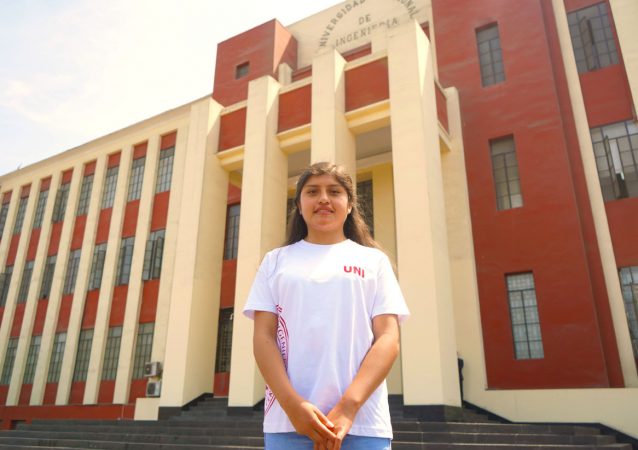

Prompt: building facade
xmin=0 ymin=0 xmax=637 ymax=438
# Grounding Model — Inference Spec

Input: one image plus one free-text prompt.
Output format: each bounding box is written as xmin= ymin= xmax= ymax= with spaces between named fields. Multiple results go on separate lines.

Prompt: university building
xmin=0 ymin=0 xmax=637 ymax=438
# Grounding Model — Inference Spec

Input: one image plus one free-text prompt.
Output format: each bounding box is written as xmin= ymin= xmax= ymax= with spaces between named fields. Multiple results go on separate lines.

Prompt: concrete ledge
xmin=403 ymin=404 xmax=463 ymax=421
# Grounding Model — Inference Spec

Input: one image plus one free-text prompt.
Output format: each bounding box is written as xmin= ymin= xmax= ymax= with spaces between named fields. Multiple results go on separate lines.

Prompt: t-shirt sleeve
xmin=242 ymin=251 xmax=278 ymax=320
xmin=372 ymin=253 xmax=410 ymax=324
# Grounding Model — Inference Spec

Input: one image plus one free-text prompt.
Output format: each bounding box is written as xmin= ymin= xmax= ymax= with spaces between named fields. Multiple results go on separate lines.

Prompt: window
xmin=17 ymin=260 xmax=34 ymax=304
xmin=39 ymin=255 xmax=56 ymax=299
xmin=48 ymin=332 xmax=66 ymax=383
xmin=215 ymin=309 xmax=234 ymax=373
xmin=357 ymin=180 xmax=374 ymax=236
xmin=101 ymin=326 xmax=122 ymax=380
xmin=76 ymin=174 xmax=94 ymax=216
xmin=88 ymin=243 xmax=107 ymax=290
xmin=23 ymin=335 xmax=41 ymax=384
xmin=0 ymin=201 xmax=10 ymax=239
xmin=32 ymin=190 xmax=49 ymax=229
xmin=224 ymin=205 xmax=240 ymax=260
xmin=128 ymin=157 xmax=146 ymax=201
xmin=12 ymin=196 xmax=29 ymax=235
xmin=476 ymin=24 xmax=505 ymax=86
xmin=490 ymin=136 xmax=523 ymax=210
xmin=0 ymin=337 xmax=19 ymax=384
xmin=155 ymin=147 xmax=175 ymax=193
xmin=63 ymin=249 xmax=81 ymax=295
xmin=142 ymin=230 xmax=165 ymax=280
xmin=619 ymin=266 xmax=638 ymax=360
xmin=568 ymin=2 xmax=618 ymax=73
xmin=72 ymin=328 xmax=93 ymax=382
xmin=590 ymin=120 xmax=638 ymax=201
xmin=235 ymin=62 xmax=250 ymax=79
xmin=116 ymin=237 xmax=135 ymax=285
xmin=132 ymin=323 xmax=154 ymax=379
xmin=506 ymin=273 xmax=544 ymax=360
xmin=101 ymin=166 xmax=119 ymax=209
xmin=52 ymin=182 xmax=70 ymax=223
xmin=0 ymin=265 xmax=14 ymax=307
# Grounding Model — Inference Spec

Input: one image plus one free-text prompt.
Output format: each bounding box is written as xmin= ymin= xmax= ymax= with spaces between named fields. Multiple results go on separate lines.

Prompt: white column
xmin=552 ymin=0 xmax=638 ymax=386
xmin=311 ymin=49 xmax=356 ymax=175
xmin=83 ymin=147 xmax=134 ymax=404
xmin=30 ymin=164 xmax=85 ymax=404
xmin=609 ymin=0 xmax=638 ymax=113
xmin=158 ymin=97 xmax=228 ymax=408
xmin=228 ymin=75 xmax=287 ymax=407
xmin=387 ymin=20 xmax=461 ymax=409
xmin=112 ymin=136 xmax=160 ymax=404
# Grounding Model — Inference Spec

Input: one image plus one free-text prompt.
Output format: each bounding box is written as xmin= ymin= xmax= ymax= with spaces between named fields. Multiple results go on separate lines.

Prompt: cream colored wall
xmin=610 ymin=0 xmax=638 ymax=113
xmin=387 ymin=20 xmax=461 ymax=407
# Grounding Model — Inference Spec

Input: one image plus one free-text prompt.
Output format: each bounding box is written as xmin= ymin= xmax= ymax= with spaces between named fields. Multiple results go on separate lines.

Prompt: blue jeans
xmin=264 ymin=432 xmax=391 ymax=449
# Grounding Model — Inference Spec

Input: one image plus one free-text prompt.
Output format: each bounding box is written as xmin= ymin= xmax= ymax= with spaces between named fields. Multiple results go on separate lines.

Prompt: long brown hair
xmin=285 ymin=162 xmax=379 ymax=248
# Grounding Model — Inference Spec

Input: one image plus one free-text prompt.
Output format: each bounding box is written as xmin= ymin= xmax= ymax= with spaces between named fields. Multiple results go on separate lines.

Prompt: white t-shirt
xmin=243 ymin=239 xmax=409 ymax=439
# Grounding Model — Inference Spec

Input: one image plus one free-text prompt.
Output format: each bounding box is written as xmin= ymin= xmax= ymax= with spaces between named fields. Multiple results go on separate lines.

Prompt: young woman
xmin=243 ymin=162 xmax=409 ymax=450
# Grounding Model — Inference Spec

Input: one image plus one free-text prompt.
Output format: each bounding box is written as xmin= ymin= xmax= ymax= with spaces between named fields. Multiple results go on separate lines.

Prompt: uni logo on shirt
xmin=344 ymin=265 xmax=365 ymax=278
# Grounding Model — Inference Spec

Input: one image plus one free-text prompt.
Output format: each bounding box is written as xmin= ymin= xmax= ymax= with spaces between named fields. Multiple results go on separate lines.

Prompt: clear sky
xmin=0 ymin=0 xmax=340 ymax=176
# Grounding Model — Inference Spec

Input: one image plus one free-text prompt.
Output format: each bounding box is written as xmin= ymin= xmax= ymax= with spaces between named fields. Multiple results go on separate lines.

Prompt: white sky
xmin=0 ymin=0 xmax=340 ymax=176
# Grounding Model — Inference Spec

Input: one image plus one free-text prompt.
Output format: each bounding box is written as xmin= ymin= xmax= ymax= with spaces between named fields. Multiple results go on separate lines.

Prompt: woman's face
xmin=298 ymin=174 xmax=351 ymax=244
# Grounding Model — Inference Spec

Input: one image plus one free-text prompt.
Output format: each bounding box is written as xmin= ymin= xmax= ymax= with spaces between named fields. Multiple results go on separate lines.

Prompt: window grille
xmin=142 ymin=230 xmax=165 ymax=280
xmin=88 ymin=243 xmax=107 ymax=290
xmin=76 ymin=174 xmax=94 ymax=216
xmin=23 ymin=335 xmax=41 ymax=384
xmin=619 ymin=267 xmax=638 ymax=360
xmin=63 ymin=249 xmax=81 ymax=295
xmin=128 ymin=157 xmax=146 ymax=201
xmin=490 ymin=136 xmax=523 ymax=210
xmin=0 ymin=202 xmax=9 ymax=239
xmin=568 ymin=2 xmax=619 ymax=73
xmin=215 ymin=309 xmax=234 ymax=373
xmin=0 ymin=265 xmax=14 ymax=307
xmin=33 ymin=190 xmax=49 ymax=229
xmin=224 ymin=205 xmax=240 ymax=260
xmin=72 ymin=329 xmax=94 ymax=382
xmin=476 ymin=24 xmax=505 ymax=86
xmin=357 ymin=180 xmax=374 ymax=236
xmin=47 ymin=332 xmax=66 ymax=383
xmin=39 ymin=255 xmax=56 ymax=299
xmin=155 ymin=147 xmax=175 ymax=193
xmin=52 ymin=182 xmax=70 ymax=223
xmin=0 ymin=337 xmax=19 ymax=385
xmin=17 ymin=260 xmax=34 ymax=303
xmin=101 ymin=166 xmax=119 ymax=209
xmin=12 ymin=197 xmax=29 ymax=235
xmin=132 ymin=323 xmax=154 ymax=379
xmin=101 ymin=326 xmax=122 ymax=380
xmin=116 ymin=237 xmax=135 ymax=285
xmin=506 ymin=273 xmax=544 ymax=359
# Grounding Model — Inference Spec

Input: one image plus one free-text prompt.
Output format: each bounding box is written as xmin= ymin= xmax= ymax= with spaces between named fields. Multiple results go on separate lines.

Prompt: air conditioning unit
xmin=146 ymin=380 xmax=161 ymax=397
xmin=144 ymin=361 xmax=162 ymax=377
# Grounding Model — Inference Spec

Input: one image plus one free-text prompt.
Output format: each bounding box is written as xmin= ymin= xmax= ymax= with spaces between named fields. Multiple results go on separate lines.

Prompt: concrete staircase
xmin=0 ymin=396 xmax=632 ymax=449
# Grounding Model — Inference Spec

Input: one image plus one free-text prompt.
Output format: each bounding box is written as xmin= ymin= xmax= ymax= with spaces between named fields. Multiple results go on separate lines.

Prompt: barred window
xmin=132 ymin=323 xmax=154 ymax=379
xmin=116 ymin=237 xmax=135 ymax=285
xmin=506 ymin=273 xmax=544 ymax=360
xmin=101 ymin=326 xmax=122 ymax=380
xmin=17 ymin=260 xmax=34 ymax=304
xmin=32 ymin=190 xmax=49 ymax=229
xmin=88 ymin=243 xmax=107 ymax=291
xmin=101 ymin=166 xmax=119 ymax=209
xmin=619 ymin=267 xmax=638 ymax=360
xmin=76 ymin=174 xmax=94 ymax=216
xmin=12 ymin=196 xmax=29 ymax=235
xmin=39 ymin=255 xmax=56 ymax=299
xmin=155 ymin=147 xmax=175 ymax=193
xmin=568 ymin=2 xmax=619 ymax=73
xmin=128 ymin=157 xmax=146 ymax=201
xmin=23 ymin=335 xmax=41 ymax=384
xmin=142 ymin=230 xmax=165 ymax=280
xmin=224 ymin=205 xmax=240 ymax=260
xmin=63 ymin=249 xmax=81 ymax=295
xmin=47 ymin=332 xmax=66 ymax=383
xmin=357 ymin=180 xmax=374 ymax=237
xmin=477 ymin=24 xmax=505 ymax=87
xmin=52 ymin=182 xmax=70 ymax=223
xmin=0 ymin=265 xmax=14 ymax=307
xmin=215 ymin=309 xmax=234 ymax=373
xmin=0 ymin=202 xmax=9 ymax=239
xmin=72 ymin=328 xmax=94 ymax=382
xmin=0 ymin=337 xmax=19 ymax=384
xmin=590 ymin=120 xmax=638 ymax=201
xmin=491 ymin=136 xmax=523 ymax=210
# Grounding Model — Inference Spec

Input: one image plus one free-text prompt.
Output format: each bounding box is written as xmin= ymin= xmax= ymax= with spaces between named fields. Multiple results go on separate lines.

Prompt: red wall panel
xmin=121 ymin=201 xmax=139 ymax=238
xmin=109 ymin=286 xmax=128 ymax=325
xmin=345 ymin=58 xmax=389 ymax=112
xmin=278 ymin=85 xmax=311 ymax=133
xmin=219 ymin=108 xmax=247 ymax=151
